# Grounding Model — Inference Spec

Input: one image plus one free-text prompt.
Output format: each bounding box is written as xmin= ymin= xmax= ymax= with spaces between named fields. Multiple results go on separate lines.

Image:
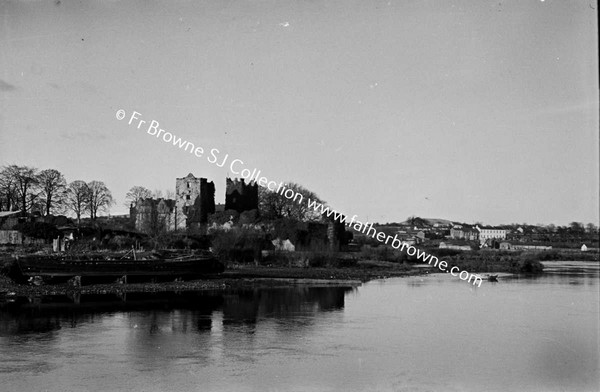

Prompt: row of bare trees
xmin=0 ymin=165 xmax=114 ymax=224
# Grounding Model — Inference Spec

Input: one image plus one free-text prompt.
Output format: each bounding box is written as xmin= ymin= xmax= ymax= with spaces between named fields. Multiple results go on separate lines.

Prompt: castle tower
xmin=225 ymin=177 xmax=258 ymax=213
xmin=175 ymin=173 xmax=215 ymax=229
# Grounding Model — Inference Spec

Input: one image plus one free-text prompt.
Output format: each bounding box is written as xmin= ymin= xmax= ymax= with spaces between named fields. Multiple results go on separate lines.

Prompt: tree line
xmin=0 ymin=165 xmax=114 ymax=224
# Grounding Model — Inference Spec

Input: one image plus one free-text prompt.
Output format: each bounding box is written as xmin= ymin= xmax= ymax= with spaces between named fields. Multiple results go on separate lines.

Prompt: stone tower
xmin=225 ymin=178 xmax=258 ymax=213
xmin=175 ymin=173 xmax=215 ymax=229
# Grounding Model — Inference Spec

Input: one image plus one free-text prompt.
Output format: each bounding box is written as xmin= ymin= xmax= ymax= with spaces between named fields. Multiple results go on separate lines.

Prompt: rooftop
xmin=0 ymin=211 xmax=21 ymax=218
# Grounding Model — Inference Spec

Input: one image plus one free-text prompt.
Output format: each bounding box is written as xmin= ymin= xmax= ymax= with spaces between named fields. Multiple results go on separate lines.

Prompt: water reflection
xmin=517 ymin=261 xmax=600 ymax=287
xmin=0 ymin=286 xmax=354 ymax=339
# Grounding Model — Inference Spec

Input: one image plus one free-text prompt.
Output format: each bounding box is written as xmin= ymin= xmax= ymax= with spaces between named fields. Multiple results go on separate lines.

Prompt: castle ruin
xmin=225 ymin=178 xmax=258 ymax=214
xmin=131 ymin=198 xmax=177 ymax=233
xmin=175 ymin=173 xmax=215 ymax=230
xmin=131 ymin=173 xmax=215 ymax=234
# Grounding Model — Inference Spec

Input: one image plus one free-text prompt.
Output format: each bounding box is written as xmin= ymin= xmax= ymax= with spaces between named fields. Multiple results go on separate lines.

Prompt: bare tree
xmin=165 ymin=189 xmax=175 ymax=199
xmin=125 ymin=185 xmax=152 ymax=207
xmin=0 ymin=166 xmax=18 ymax=211
xmin=88 ymin=181 xmax=114 ymax=220
xmin=2 ymin=165 xmax=39 ymax=213
xmin=37 ymin=169 xmax=67 ymax=215
xmin=152 ymin=189 xmax=175 ymax=200
xmin=65 ymin=180 xmax=89 ymax=225
xmin=258 ymin=182 xmax=324 ymax=222
xmin=152 ymin=189 xmax=163 ymax=199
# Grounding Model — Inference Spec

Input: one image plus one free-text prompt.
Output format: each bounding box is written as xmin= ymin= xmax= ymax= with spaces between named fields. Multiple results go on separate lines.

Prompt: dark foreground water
xmin=1 ymin=261 xmax=598 ymax=392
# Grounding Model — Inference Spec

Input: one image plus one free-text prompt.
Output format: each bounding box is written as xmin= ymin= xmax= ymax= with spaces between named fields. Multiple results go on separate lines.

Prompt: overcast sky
xmin=1 ymin=0 xmax=598 ymax=226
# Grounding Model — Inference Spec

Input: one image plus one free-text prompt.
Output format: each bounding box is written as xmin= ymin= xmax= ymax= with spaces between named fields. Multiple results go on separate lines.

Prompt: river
xmin=1 ymin=261 xmax=598 ymax=391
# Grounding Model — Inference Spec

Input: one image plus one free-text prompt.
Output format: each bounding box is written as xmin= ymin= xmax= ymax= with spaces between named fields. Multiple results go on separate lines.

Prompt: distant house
xmin=476 ymin=225 xmax=507 ymax=243
xmin=450 ymin=226 xmax=463 ymax=239
xmin=396 ymin=230 xmax=424 ymax=245
xmin=0 ymin=230 xmax=22 ymax=245
xmin=450 ymin=224 xmax=479 ymax=241
xmin=0 ymin=211 xmax=23 ymax=230
xmin=463 ymin=227 xmax=479 ymax=241
xmin=581 ymin=244 xmax=588 ymax=252
xmin=500 ymin=242 xmax=512 ymax=250
xmin=0 ymin=211 xmax=49 ymax=245
xmin=0 ymin=211 xmax=26 ymax=245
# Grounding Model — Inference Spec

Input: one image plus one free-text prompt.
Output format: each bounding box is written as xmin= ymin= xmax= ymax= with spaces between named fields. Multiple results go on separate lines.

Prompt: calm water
xmin=1 ymin=261 xmax=598 ymax=392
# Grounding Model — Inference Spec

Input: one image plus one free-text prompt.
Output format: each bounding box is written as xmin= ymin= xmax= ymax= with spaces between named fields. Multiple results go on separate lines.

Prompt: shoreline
xmin=0 ymin=265 xmax=423 ymax=297
xmin=3 ymin=258 xmax=596 ymax=298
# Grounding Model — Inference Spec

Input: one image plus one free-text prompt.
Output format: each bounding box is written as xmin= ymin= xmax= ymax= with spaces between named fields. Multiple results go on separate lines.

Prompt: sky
xmin=0 ymin=0 xmax=598 ymax=226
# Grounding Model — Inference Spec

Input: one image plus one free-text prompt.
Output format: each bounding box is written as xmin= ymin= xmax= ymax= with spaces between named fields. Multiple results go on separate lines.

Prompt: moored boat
xmin=12 ymin=250 xmax=224 ymax=284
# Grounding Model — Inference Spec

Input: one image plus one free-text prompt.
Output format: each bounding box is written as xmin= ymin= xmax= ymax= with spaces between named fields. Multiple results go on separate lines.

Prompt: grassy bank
xmin=535 ymin=249 xmax=600 ymax=262
xmin=306 ymin=246 xmax=550 ymax=274
xmin=425 ymin=248 xmax=599 ymax=274
xmin=435 ymin=250 xmax=545 ymax=274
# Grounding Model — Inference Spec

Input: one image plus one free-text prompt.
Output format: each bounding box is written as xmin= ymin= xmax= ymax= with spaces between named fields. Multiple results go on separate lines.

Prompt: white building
xmin=476 ymin=225 xmax=507 ymax=242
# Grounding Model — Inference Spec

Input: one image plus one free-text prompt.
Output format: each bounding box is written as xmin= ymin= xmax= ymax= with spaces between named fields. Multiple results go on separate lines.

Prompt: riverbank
xmin=3 ymin=251 xmax=596 ymax=297
xmin=0 ymin=261 xmax=421 ymax=297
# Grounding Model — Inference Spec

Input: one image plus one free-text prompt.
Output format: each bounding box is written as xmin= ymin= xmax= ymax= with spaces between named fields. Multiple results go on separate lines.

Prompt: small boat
xmin=12 ymin=250 xmax=224 ymax=284
xmin=488 ymin=274 xmax=499 ymax=282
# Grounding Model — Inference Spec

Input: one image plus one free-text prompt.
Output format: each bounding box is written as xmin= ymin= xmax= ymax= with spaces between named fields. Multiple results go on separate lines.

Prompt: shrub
xmin=360 ymin=246 xmax=405 ymax=263
xmin=535 ymin=250 xmax=560 ymax=261
xmin=107 ymin=235 xmax=137 ymax=250
xmin=210 ymin=227 xmax=265 ymax=265
xmin=430 ymin=248 xmax=463 ymax=258
xmin=308 ymin=253 xmax=327 ymax=267
xmin=518 ymin=258 xmax=544 ymax=273
xmin=330 ymin=257 xmax=359 ymax=268
xmin=518 ymin=252 xmax=546 ymax=273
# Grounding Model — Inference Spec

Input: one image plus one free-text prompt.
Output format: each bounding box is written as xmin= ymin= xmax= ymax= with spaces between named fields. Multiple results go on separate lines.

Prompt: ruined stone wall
xmin=175 ymin=173 xmax=203 ymax=230
xmin=157 ymin=199 xmax=177 ymax=231
xmin=185 ymin=179 xmax=215 ymax=230
xmin=225 ymin=178 xmax=258 ymax=214
xmin=199 ymin=178 xmax=215 ymax=223
xmin=327 ymin=216 xmax=347 ymax=251
xmin=175 ymin=173 xmax=215 ymax=229
xmin=129 ymin=204 xmax=137 ymax=228
xmin=134 ymin=199 xmax=155 ymax=233
xmin=133 ymin=198 xmax=176 ymax=234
